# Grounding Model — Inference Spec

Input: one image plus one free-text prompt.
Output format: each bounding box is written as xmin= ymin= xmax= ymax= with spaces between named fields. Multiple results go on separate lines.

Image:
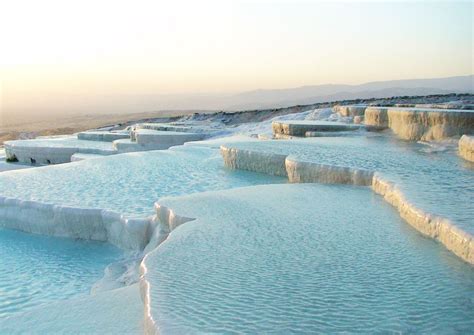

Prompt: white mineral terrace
xmin=459 ymin=135 xmax=474 ymax=162
xmin=5 ymin=128 xmax=210 ymax=164
xmin=220 ymin=135 xmax=474 ymax=264
xmin=114 ymin=130 xmax=206 ymax=153
xmin=77 ymin=130 xmax=130 ymax=142
xmin=364 ymin=106 xmax=474 ymax=140
xmin=272 ymin=120 xmax=362 ymax=137
xmin=333 ymin=104 xmax=367 ymax=117
xmin=4 ymin=137 xmax=116 ymax=164
xmin=133 ymin=123 xmax=196 ymax=133
xmin=0 ymin=143 xmax=283 ymax=250
xmin=142 ymin=184 xmax=474 ymax=334
xmin=1 ymin=107 xmax=473 ymax=333
xmin=0 ymin=148 xmax=31 ymax=172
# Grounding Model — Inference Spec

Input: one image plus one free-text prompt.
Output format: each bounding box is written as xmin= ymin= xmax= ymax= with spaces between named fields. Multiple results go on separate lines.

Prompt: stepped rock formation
xmin=459 ymin=135 xmax=474 ymax=162
xmin=77 ymin=131 xmax=130 ymax=142
xmin=333 ymin=105 xmax=367 ymax=117
xmin=5 ymin=128 xmax=208 ymax=164
xmin=272 ymin=120 xmax=361 ymax=137
xmin=365 ymin=107 xmax=474 ymax=140
xmin=141 ymin=183 xmax=474 ymax=334
xmin=4 ymin=138 xmax=115 ymax=164
xmin=114 ymin=130 xmax=205 ymax=153
xmin=220 ymin=143 xmax=474 ymax=264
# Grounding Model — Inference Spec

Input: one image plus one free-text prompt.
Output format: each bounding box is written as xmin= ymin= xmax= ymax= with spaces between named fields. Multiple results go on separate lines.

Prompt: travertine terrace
xmin=333 ymin=105 xmax=367 ymax=117
xmin=1 ymin=99 xmax=473 ymax=333
xmin=459 ymin=135 xmax=474 ymax=162
xmin=4 ymin=137 xmax=116 ymax=164
xmin=365 ymin=107 xmax=474 ymax=140
xmin=272 ymin=120 xmax=361 ymax=137
xmin=5 ymin=128 xmax=209 ymax=164
xmin=220 ymin=136 xmax=474 ymax=264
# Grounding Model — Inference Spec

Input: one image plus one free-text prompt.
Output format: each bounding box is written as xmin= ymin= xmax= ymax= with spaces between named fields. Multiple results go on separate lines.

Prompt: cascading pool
xmin=222 ymin=134 xmax=474 ymax=234
xmin=0 ymin=146 xmax=284 ymax=218
xmin=144 ymin=184 xmax=474 ymax=334
xmin=0 ymin=227 xmax=123 ymax=318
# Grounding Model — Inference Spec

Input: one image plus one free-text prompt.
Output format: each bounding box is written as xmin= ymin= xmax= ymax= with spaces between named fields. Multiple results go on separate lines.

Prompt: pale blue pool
xmin=224 ymin=134 xmax=474 ymax=234
xmin=146 ymin=184 xmax=474 ymax=333
xmin=0 ymin=146 xmax=284 ymax=217
xmin=0 ymin=227 xmax=123 ymax=318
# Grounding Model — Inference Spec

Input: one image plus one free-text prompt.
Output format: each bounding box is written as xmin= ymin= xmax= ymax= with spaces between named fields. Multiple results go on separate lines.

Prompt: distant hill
xmin=116 ymin=75 xmax=473 ymax=111
xmin=223 ymin=75 xmax=474 ymax=110
xmin=2 ymin=75 xmax=472 ymax=124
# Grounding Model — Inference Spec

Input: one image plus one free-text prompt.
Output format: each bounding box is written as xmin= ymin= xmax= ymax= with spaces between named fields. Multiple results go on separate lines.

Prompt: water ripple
xmin=0 ymin=227 xmax=123 ymax=318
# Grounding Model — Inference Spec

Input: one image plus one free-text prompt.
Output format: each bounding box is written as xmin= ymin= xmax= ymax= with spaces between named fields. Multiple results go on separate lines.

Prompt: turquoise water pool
xmin=224 ymin=134 xmax=474 ymax=234
xmin=0 ymin=227 xmax=123 ymax=318
xmin=1 ymin=133 xmax=473 ymax=333
xmin=146 ymin=184 xmax=474 ymax=333
xmin=0 ymin=146 xmax=284 ymax=217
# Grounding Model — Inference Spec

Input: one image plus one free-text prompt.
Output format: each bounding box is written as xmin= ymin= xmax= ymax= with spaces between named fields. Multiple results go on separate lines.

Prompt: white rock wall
xmin=333 ymin=105 xmax=367 ymax=117
xmin=140 ymin=202 xmax=196 ymax=335
xmin=272 ymin=121 xmax=360 ymax=137
xmin=77 ymin=132 xmax=130 ymax=142
xmin=220 ymin=145 xmax=473 ymax=264
xmin=135 ymin=131 xmax=205 ymax=146
xmin=0 ymin=196 xmax=151 ymax=250
xmin=114 ymin=132 xmax=206 ymax=153
xmin=286 ymin=158 xmax=373 ymax=186
xmin=365 ymin=107 xmax=474 ymax=140
xmin=372 ymin=175 xmax=473 ymax=264
xmin=459 ymin=135 xmax=474 ymax=162
xmin=364 ymin=107 xmax=390 ymax=130
xmin=4 ymin=143 xmax=115 ymax=165
xmin=5 ymin=145 xmax=79 ymax=164
xmin=220 ymin=145 xmax=288 ymax=176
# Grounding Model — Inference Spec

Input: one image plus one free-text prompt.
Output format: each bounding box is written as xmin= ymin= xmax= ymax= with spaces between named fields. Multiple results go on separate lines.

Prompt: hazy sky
xmin=0 ymin=0 xmax=472 ymax=117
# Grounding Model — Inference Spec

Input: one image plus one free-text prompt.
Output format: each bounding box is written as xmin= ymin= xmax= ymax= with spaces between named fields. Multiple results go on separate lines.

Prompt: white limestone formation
xmin=139 ymin=201 xmax=197 ymax=334
xmin=77 ymin=131 xmax=130 ymax=142
xmin=5 ymin=124 xmax=209 ymax=165
xmin=459 ymin=135 xmax=474 ymax=162
xmin=114 ymin=130 xmax=206 ymax=153
xmin=333 ymin=105 xmax=367 ymax=117
xmin=4 ymin=138 xmax=115 ymax=164
xmin=272 ymin=120 xmax=361 ymax=137
xmin=353 ymin=115 xmax=363 ymax=124
xmin=364 ymin=107 xmax=390 ymax=130
xmin=220 ymin=145 xmax=288 ymax=176
xmin=220 ymin=144 xmax=473 ymax=264
xmin=133 ymin=123 xmax=194 ymax=133
xmin=372 ymin=175 xmax=473 ymax=264
xmin=365 ymin=107 xmax=474 ymax=140
xmin=286 ymin=158 xmax=373 ymax=186
xmin=0 ymin=196 xmax=151 ymax=250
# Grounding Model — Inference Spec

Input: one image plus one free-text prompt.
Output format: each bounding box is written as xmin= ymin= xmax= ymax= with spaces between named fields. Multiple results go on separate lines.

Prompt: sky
xmin=0 ymin=0 xmax=472 ymax=119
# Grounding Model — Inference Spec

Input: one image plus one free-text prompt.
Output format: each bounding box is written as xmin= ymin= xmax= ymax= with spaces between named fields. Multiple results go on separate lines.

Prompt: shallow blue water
xmin=5 ymin=137 xmax=115 ymax=150
xmin=0 ymin=146 xmax=284 ymax=217
xmin=0 ymin=227 xmax=123 ymax=318
xmin=147 ymin=184 xmax=474 ymax=334
xmin=226 ymin=134 xmax=474 ymax=234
